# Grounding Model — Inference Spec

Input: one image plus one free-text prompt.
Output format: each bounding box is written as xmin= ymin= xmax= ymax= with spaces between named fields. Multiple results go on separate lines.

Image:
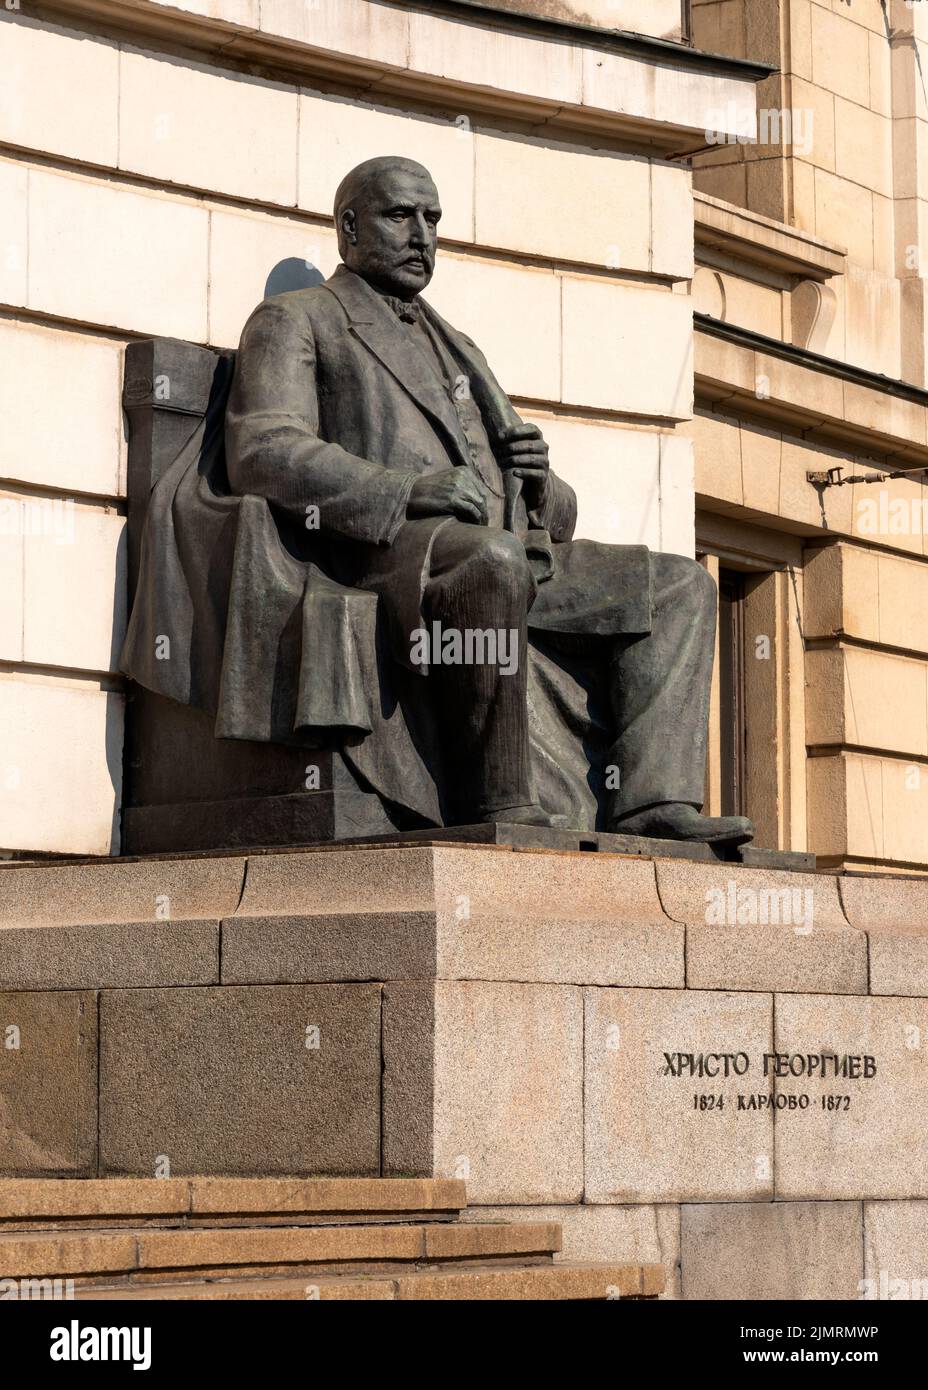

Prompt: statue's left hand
xmin=495 ymin=423 xmax=549 ymax=508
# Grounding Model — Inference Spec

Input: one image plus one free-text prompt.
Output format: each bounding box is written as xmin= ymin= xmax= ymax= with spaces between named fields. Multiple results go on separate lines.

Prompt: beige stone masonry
xmin=805 ymin=645 xmax=928 ymax=758
xmin=222 ymin=844 xmax=682 ymax=989
xmin=654 ymin=859 xmax=865 ymax=994
xmin=37 ymin=0 xmax=761 ymax=153
xmin=383 ymin=978 xmax=583 ymax=1205
xmin=0 ymin=674 xmax=123 ymax=856
xmin=99 ymin=983 xmax=382 ymax=1177
xmin=774 ymin=992 xmax=928 ymax=1200
xmin=0 ymin=320 xmax=125 ymax=500
xmin=839 ymin=874 xmax=928 ymax=997
xmin=0 ymin=989 xmax=97 ymax=1176
xmin=462 ymin=1201 xmax=681 ymax=1299
xmin=864 ymin=1201 xmax=928 ymax=1297
xmin=0 ymin=855 xmax=242 ymax=989
xmin=695 ymin=329 xmax=928 ymax=467
xmin=695 ymin=190 xmax=846 ymax=280
xmin=584 ymin=986 xmax=775 ymax=1204
xmin=0 ymin=1175 xmax=466 ymax=1228
xmin=681 ymin=1201 xmax=864 ymax=1300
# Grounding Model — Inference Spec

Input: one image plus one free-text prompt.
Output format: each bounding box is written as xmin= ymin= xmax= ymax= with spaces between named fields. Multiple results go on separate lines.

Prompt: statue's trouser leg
xmin=423 ymin=522 xmax=537 ymax=820
xmin=605 ymin=551 xmax=717 ymax=824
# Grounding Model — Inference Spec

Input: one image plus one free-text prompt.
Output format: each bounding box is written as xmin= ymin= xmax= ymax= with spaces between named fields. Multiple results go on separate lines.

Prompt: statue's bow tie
xmin=385 ymin=295 xmax=421 ymax=325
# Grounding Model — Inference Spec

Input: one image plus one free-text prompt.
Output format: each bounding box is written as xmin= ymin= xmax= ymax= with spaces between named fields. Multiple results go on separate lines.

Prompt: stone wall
xmin=2 ymin=841 xmax=925 ymax=1300
xmin=0 ymin=1 xmax=759 ymax=856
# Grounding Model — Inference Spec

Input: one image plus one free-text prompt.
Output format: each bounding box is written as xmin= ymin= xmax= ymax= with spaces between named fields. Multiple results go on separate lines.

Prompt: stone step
xmin=72 ymin=1261 xmax=660 ymax=1301
xmin=0 ymin=1219 xmax=561 ymax=1283
xmin=0 ymin=1177 xmax=465 ymax=1230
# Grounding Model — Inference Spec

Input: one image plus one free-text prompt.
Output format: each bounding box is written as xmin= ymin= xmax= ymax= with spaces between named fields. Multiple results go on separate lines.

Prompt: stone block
xmin=780 ymin=437 xmax=854 ymax=533
xmin=474 ymin=130 xmax=650 ymax=271
xmin=464 ymin=1202 xmax=680 ymax=1298
xmin=187 ymin=1175 xmax=465 ymax=1218
xmin=0 ymin=158 xmax=27 ymax=307
xmin=522 ymin=417 xmax=661 ymax=547
xmin=834 ymin=99 xmax=892 ymax=201
xmin=571 ymin=0 xmax=682 ymax=39
xmin=879 ymin=757 xmax=928 ymax=867
xmin=688 ymin=409 xmax=743 ymax=507
xmin=428 ymin=252 xmax=560 ymax=403
xmin=299 ymin=92 xmax=474 ymax=242
xmin=681 ymin=1201 xmax=863 ymax=1300
xmin=839 ymin=874 xmax=928 ymax=997
xmin=803 ymin=543 xmax=882 ymax=644
xmin=659 ymin=434 xmax=696 ymax=558
xmin=260 ymin=0 xmax=410 ymax=70
xmin=0 ymin=1177 xmax=189 ymax=1226
xmin=0 ymin=921 xmax=219 ymax=992
xmin=850 ymin=470 xmax=926 ymax=556
xmin=739 ymin=420 xmax=781 ymax=515
xmin=0 ymin=321 xmax=124 ymax=498
xmin=806 ymin=646 xmax=928 ymax=757
xmin=21 ymin=502 xmax=126 ymax=674
xmin=0 ymin=990 xmax=97 ymax=1176
xmin=655 ymin=860 xmax=865 ymax=994
xmin=582 ymin=49 xmax=756 ymax=144
xmin=814 ymin=168 xmax=874 ymax=269
xmin=0 ymin=855 xmax=245 ymax=927
xmin=584 ymin=987 xmax=775 ymax=1203
xmin=208 ymin=208 xmax=339 ymax=350
xmin=0 ymin=15 xmax=118 ymax=167
xmin=878 ymin=551 xmax=928 ymax=653
xmin=27 ymin=169 xmax=209 ymax=341
xmin=650 ymin=160 xmax=695 ymax=280
xmin=774 ymin=993 xmax=928 ymax=1199
xmin=99 ymin=984 xmax=381 ymax=1176
xmin=789 ymin=77 xmax=835 ymax=173
xmin=407 ymin=8 xmax=583 ymax=106
xmin=863 ymin=1201 xmax=928 ymax=1298
xmin=0 ymin=495 xmax=23 ymax=662
xmin=383 ymin=980 xmax=583 ymax=1204
xmin=810 ymin=5 xmax=872 ymax=106
xmin=0 ymin=675 xmax=123 ymax=856
xmin=119 ymin=45 xmax=298 ymax=206
xmin=719 ymin=272 xmax=784 ymax=338
xmin=224 ymin=845 xmax=681 ymax=989
xmin=561 ymin=279 xmax=693 ymax=419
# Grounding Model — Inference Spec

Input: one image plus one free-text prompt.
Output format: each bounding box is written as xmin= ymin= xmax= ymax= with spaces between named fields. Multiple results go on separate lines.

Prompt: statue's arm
xmin=527 ymin=473 xmax=577 ymax=544
xmin=225 ymin=298 xmax=416 ymax=545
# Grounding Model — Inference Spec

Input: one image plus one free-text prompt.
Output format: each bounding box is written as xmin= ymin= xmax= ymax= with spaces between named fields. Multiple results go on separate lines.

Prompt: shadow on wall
xmin=264 ymin=259 xmax=325 ymax=298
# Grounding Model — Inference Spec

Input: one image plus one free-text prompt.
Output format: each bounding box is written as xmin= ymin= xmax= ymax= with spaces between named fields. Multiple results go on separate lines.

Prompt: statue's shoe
xmin=610 ymin=803 xmax=754 ymax=847
xmin=475 ymin=803 xmax=574 ymax=829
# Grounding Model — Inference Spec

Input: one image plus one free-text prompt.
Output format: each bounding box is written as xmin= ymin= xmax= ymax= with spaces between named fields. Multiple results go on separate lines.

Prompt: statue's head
xmin=334 ymin=156 xmax=441 ymax=301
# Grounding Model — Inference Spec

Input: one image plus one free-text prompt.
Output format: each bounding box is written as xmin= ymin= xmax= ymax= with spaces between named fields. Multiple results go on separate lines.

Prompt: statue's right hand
xmin=407 ymin=468 xmax=488 ymax=524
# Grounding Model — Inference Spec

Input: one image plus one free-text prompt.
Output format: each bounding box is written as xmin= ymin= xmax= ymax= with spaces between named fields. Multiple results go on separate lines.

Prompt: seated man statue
xmin=121 ymin=155 xmax=753 ymax=846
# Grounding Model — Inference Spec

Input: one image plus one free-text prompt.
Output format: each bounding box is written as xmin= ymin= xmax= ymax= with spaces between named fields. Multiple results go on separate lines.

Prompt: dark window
xmin=718 ymin=568 xmax=747 ymax=817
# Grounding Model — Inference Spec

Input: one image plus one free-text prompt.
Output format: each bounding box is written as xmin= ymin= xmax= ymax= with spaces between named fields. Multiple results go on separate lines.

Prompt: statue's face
xmin=341 ymin=167 xmax=442 ymax=300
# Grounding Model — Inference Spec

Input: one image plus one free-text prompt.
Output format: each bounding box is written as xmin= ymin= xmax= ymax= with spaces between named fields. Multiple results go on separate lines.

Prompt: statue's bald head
xmin=334 ymin=156 xmax=442 ymax=300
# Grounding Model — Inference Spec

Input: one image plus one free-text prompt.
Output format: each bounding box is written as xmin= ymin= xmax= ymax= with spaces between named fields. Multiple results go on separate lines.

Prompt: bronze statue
xmin=121 ymin=156 xmax=753 ymax=846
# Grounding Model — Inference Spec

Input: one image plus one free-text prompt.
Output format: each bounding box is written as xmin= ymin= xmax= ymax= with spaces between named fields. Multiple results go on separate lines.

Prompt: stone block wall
xmin=2 ymin=842 xmax=926 ymax=1299
xmin=692 ymin=0 xmax=928 ymax=386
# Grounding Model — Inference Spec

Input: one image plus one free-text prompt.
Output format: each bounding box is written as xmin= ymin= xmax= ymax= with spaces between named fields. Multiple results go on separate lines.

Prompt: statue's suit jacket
xmin=121 ymin=264 xmax=652 ymax=823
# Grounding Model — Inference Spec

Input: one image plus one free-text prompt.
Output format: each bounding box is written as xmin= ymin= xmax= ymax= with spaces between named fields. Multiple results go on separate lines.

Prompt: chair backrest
xmin=122 ymin=338 xmax=235 ymax=597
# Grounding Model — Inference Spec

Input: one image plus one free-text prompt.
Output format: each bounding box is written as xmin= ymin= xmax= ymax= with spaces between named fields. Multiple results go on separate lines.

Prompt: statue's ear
xmin=341 ymin=209 xmax=358 ymax=245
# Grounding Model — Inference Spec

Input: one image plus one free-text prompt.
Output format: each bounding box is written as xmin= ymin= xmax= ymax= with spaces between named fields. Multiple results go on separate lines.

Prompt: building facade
xmin=1 ymin=0 xmax=927 ymax=877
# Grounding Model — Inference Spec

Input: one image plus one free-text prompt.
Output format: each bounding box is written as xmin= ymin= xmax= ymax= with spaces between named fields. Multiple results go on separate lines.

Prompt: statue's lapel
xmin=324 ymin=267 xmax=472 ymax=468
